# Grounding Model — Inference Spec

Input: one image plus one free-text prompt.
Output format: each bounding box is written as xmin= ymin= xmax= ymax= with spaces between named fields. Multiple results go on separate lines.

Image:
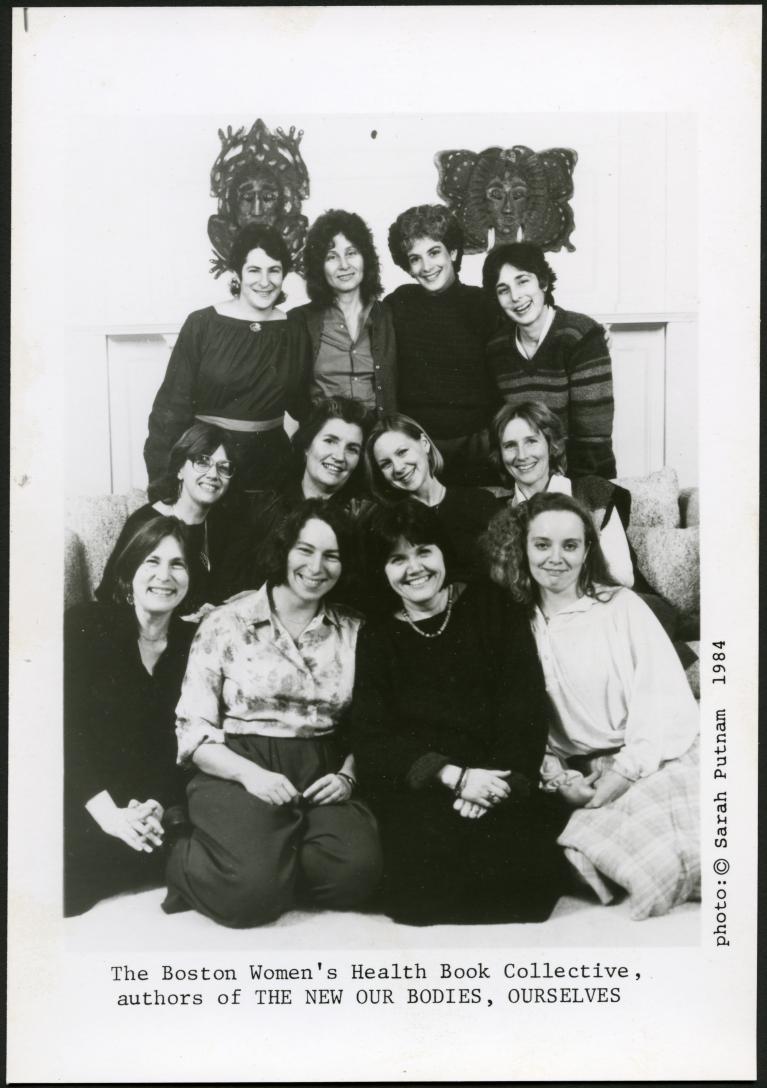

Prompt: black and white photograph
xmin=8 ymin=6 xmax=760 ymax=1083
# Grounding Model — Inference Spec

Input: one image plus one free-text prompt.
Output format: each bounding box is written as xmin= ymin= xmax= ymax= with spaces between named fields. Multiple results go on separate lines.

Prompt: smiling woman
xmin=144 ymin=224 xmax=312 ymax=502
xmin=288 ymin=209 xmax=396 ymax=416
xmin=212 ymin=397 xmax=373 ymax=600
xmin=163 ymin=499 xmax=382 ymax=928
xmin=483 ymin=243 xmax=617 ymax=480
xmin=64 ymin=515 xmax=195 ymax=916
xmin=352 ymin=499 xmax=568 ymax=925
xmin=385 ymin=204 xmax=499 ymax=484
xmin=98 ymin=422 xmax=235 ymax=615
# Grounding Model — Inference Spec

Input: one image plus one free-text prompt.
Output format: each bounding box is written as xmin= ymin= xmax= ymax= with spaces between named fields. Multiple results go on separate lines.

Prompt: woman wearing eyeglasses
xmin=97 ymin=423 xmax=234 ymax=617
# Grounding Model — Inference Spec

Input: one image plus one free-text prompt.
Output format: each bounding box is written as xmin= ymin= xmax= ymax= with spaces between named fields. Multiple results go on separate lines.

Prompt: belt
xmin=195 ymin=414 xmax=283 ymax=433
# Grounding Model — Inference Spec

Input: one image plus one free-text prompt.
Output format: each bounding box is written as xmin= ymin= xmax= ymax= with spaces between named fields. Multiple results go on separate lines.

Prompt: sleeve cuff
xmin=405 ymin=752 xmax=450 ymax=791
xmin=176 ymin=722 xmax=225 ymax=766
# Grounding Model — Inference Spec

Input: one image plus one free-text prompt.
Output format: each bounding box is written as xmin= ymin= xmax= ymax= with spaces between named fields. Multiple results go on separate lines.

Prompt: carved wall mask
xmin=435 ymin=144 xmax=577 ymax=254
xmin=208 ymin=119 xmax=310 ymax=277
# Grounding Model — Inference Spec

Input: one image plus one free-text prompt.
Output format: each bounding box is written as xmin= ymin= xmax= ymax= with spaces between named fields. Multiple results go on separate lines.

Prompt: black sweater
xmin=386 ymin=281 xmax=498 ymax=440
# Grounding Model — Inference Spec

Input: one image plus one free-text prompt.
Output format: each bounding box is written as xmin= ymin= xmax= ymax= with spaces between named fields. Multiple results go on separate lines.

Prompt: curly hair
xmin=387 ymin=204 xmax=464 ymax=274
xmin=363 ymin=412 xmax=445 ymax=503
xmin=482 ymin=242 xmax=557 ymax=307
xmin=362 ymin=498 xmax=457 ymax=611
xmin=481 ymin=492 xmax=617 ymax=609
xmin=158 ymin=422 xmax=235 ymax=504
xmin=110 ymin=515 xmax=190 ymax=608
xmin=228 ymin=223 xmax=291 ymax=304
xmin=490 ymin=400 xmax=567 ymax=481
xmin=259 ymin=498 xmax=353 ymax=599
xmin=303 ymin=209 xmax=383 ymax=306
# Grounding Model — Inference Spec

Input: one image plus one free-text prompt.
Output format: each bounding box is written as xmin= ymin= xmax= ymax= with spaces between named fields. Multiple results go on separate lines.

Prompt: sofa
xmin=64 ymin=466 xmax=700 ymax=691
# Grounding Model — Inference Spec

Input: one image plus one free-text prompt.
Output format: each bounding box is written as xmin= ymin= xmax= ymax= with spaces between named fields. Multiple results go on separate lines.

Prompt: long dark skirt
xmin=164 ymin=735 xmax=382 ymax=928
xmin=377 ymin=785 xmax=569 ymax=926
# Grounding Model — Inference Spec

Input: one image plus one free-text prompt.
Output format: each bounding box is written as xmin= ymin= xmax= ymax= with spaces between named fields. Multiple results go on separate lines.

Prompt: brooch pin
xmin=249 ymin=322 xmax=262 ymax=333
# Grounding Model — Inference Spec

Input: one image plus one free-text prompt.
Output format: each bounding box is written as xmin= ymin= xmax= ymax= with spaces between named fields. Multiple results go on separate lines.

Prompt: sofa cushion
xmin=633 ymin=525 xmax=700 ymax=617
xmin=65 ymin=489 xmax=148 ymax=605
xmin=616 ymin=466 xmax=681 ymax=531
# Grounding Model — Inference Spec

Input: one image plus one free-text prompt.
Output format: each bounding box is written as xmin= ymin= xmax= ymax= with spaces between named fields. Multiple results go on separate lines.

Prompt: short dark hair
xmin=364 ymin=413 xmax=444 ymax=503
xmin=387 ymin=204 xmax=464 ymax=274
xmin=482 ymin=242 xmax=557 ymax=307
xmin=291 ymin=397 xmax=373 ymax=498
xmin=110 ymin=515 xmax=190 ymax=607
xmin=363 ymin=499 xmax=457 ymax=610
xmin=228 ymin=223 xmax=291 ymax=304
xmin=260 ymin=498 xmax=353 ymax=596
xmin=303 ymin=209 xmax=383 ymax=306
xmin=481 ymin=492 xmax=617 ymax=609
xmin=490 ymin=400 xmax=567 ymax=480
xmin=159 ymin=422 xmax=235 ymax=504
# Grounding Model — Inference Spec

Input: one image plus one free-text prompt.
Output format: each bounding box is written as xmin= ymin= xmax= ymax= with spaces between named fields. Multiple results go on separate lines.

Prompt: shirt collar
xmin=243 ymin=582 xmax=342 ymax=634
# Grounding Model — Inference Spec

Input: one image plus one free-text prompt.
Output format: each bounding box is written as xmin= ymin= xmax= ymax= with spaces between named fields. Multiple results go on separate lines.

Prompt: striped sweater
xmin=486 ymin=306 xmax=617 ymax=479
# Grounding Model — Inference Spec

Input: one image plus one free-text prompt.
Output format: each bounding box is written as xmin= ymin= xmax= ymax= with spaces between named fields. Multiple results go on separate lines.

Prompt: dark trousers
xmin=164 ymin=736 xmax=382 ymax=928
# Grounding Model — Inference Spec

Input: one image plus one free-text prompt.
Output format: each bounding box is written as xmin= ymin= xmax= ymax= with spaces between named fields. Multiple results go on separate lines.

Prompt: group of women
xmin=64 ymin=202 xmax=699 ymax=926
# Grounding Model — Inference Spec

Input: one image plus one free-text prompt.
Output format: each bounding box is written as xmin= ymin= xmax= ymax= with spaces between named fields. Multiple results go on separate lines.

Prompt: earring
xmin=127 ymin=591 xmax=134 ymax=605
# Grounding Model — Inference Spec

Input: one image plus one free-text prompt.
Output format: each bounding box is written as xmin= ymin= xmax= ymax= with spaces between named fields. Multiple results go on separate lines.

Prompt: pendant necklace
xmin=401 ymin=586 xmax=454 ymax=639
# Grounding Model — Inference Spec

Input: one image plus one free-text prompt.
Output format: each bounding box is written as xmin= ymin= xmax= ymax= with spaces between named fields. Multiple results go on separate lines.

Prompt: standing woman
xmin=386 ymin=204 xmax=498 ymax=484
xmin=483 ymin=242 xmax=617 ymax=480
xmin=351 ymin=500 xmax=566 ymax=925
xmin=364 ymin=412 xmax=498 ymax=584
xmin=492 ymin=493 xmax=699 ymax=919
xmin=164 ymin=500 xmax=382 ymax=927
xmin=289 ymin=209 xmax=396 ymax=415
xmin=64 ymin=516 xmax=195 ymax=916
xmin=98 ymin=422 xmax=234 ymax=615
xmin=144 ymin=224 xmax=311 ymax=502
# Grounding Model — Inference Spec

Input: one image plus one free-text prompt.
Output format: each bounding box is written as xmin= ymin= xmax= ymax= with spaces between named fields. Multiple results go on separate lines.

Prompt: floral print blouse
xmin=175 ymin=583 xmax=362 ymax=764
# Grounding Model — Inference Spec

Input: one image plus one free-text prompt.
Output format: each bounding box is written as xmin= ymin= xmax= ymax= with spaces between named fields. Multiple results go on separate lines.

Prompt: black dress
xmin=144 ymin=307 xmax=312 ymax=500
xmin=64 ymin=602 xmax=194 ymax=916
xmin=351 ymin=582 xmax=567 ymax=925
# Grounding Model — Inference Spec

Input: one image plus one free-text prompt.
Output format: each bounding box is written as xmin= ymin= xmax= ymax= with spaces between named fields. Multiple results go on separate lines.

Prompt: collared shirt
xmin=311 ymin=302 xmax=376 ymax=408
xmin=175 ymin=583 xmax=363 ymax=763
xmin=515 ymin=304 xmax=556 ymax=360
xmin=532 ymin=588 xmax=697 ymax=786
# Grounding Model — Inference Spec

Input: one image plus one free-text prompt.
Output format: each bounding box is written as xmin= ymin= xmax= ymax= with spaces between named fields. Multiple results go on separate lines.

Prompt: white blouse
xmin=532 ymin=587 xmax=697 ymax=788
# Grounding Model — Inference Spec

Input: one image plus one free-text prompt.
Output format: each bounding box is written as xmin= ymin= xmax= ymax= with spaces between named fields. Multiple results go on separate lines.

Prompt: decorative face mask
xmin=435 ymin=144 xmax=577 ymax=255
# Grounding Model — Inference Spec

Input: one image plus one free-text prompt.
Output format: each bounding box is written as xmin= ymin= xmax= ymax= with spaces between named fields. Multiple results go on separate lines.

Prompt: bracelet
xmin=337 ymin=772 xmax=356 ymax=793
xmin=454 ymin=767 xmax=468 ymax=797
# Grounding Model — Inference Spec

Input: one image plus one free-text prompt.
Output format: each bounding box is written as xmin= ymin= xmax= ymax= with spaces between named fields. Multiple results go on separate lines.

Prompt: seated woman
xmin=163 ymin=500 xmax=382 ymax=928
xmin=483 ymin=401 xmax=686 ymax=645
xmin=386 ymin=204 xmax=498 ymax=484
xmin=483 ymin=243 xmax=617 ymax=480
xmin=214 ymin=396 xmax=372 ymax=599
xmin=144 ymin=223 xmax=311 ymax=503
xmin=98 ymin=422 xmax=234 ymax=616
xmin=64 ymin=516 xmax=195 ymax=916
xmin=288 ymin=209 xmax=396 ymax=415
xmin=487 ymin=400 xmax=634 ymax=585
xmin=351 ymin=500 xmax=567 ymax=926
xmin=364 ymin=412 xmax=498 ymax=584
xmin=492 ymin=492 xmax=699 ymax=920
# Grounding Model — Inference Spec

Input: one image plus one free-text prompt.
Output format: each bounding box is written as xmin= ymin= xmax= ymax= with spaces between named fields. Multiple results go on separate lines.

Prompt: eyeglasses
xmin=191 ymin=454 xmax=235 ymax=480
